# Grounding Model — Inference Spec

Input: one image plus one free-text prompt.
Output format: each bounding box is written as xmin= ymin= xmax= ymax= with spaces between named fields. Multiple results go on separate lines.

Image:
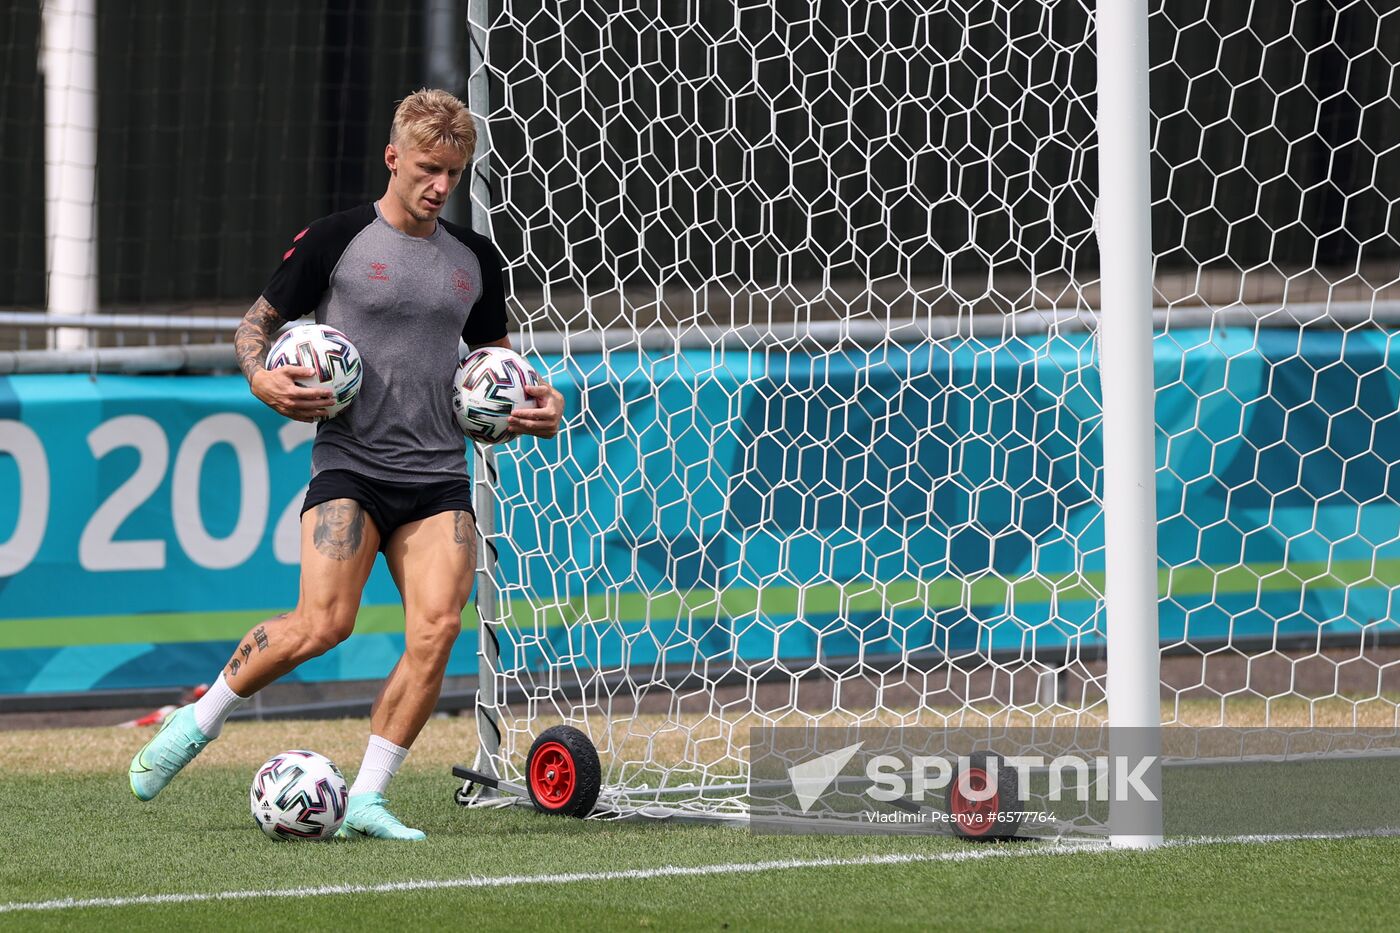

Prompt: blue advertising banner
xmin=1 ymin=327 xmax=1397 ymax=694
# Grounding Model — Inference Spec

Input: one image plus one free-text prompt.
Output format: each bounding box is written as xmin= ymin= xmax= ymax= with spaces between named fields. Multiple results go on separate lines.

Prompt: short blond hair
xmin=390 ymin=88 xmax=477 ymax=159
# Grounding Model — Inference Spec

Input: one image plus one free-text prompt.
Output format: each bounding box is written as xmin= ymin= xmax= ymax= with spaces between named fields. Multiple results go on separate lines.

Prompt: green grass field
xmin=3 ymin=718 xmax=1398 ymax=931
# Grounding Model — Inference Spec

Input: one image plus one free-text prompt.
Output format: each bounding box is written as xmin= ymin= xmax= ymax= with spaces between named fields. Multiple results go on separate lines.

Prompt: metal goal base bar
xmin=450 ymin=763 xmax=750 ymax=825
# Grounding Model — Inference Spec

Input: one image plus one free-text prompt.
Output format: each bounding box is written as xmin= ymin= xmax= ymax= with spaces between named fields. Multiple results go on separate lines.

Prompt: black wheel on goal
xmin=525 ymin=725 xmax=602 ymax=818
xmin=947 ymin=751 xmax=1023 ymax=842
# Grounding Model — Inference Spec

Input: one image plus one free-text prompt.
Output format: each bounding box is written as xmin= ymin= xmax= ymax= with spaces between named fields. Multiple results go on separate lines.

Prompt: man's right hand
xmin=250 ymin=366 xmax=335 ymax=423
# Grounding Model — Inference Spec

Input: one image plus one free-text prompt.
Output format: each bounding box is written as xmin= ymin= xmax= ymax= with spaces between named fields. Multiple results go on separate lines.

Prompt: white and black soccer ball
xmin=267 ymin=323 xmax=364 ymax=418
xmin=249 ymin=750 xmax=348 ymax=841
xmin=452 ymin=346 xmax=542 ymax=445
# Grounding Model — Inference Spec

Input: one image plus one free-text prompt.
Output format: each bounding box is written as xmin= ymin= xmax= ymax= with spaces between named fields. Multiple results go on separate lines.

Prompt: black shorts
xmin=300 ymin=469 xmax=474 ymax=551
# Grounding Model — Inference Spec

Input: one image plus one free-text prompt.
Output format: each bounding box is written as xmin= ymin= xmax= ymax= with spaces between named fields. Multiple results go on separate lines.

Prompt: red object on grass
xmin=116 ymin=684 xmax=209 ymax=728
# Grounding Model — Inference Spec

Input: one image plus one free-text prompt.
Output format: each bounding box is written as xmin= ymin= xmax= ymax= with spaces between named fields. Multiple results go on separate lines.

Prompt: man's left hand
xmin=509 ymin=382 xmax=565 ymax=439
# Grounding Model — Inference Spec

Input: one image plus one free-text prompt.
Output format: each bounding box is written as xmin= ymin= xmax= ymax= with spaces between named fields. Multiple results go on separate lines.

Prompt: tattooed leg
xmin=218 ymin=503 xmax=379 ymax=695
xmin=225 ymin=623 xmax=270 ymax=677
xmin=313 ymin=500 xmax=368 ymax=560
xmin=452 ymin=510 xmax=477 ymax=549
xmin=456 ymin=511 xmax=479 ymax=579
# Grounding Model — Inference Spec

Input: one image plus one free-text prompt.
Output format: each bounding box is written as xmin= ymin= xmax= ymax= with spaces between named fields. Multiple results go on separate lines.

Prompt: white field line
xmin=0 ymin=846 xmax=1095 ymax=915
xmin=0 ymin=832 xmax=1381 ymax=915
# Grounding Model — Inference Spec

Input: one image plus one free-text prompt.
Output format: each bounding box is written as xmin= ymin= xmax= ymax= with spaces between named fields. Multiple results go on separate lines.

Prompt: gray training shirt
xmin=260 ymin=202 xmax=508 ymax=482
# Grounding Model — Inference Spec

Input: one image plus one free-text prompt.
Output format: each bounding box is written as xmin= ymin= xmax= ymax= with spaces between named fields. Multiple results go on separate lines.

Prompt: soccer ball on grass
xmin=250 ymin=749 xmax=348 ymax=841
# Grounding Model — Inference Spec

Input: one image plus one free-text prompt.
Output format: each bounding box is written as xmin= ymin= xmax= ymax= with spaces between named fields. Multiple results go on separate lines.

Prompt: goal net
xmin=462 ymin=0 xmax=1400 ymax=822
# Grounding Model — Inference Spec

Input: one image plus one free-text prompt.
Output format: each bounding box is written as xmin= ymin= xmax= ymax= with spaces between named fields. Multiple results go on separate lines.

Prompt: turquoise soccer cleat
xmin=336 ymin=792 xmax=427 ymax=841
xmin=128 ymin=705 xmax=211 ymax=802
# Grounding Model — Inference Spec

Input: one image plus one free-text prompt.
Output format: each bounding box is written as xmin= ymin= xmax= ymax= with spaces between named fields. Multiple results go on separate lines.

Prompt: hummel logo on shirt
xmin=369 ymin=262 xmax=390 ymax=281
xmin=283 ymin=227 xmax=310 ymax=261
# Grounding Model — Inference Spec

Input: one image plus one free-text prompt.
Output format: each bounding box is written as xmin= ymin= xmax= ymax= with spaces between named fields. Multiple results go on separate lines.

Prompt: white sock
xmin=349 ymin=735 xmax=410 ymax=797
xmin=191 ymin=673 xmax=248 ymax=739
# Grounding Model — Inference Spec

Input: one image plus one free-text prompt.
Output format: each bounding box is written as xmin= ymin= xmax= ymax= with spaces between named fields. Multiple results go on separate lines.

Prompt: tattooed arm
xmin=236 ymin=297 xmax=334 ymax=423
xmin=234 ymin=296 xmax=284 ymax=382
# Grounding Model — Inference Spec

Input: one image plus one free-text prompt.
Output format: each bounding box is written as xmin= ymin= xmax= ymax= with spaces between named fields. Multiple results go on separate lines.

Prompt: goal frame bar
xmin=461 ymin=0 xmax=1166 ymax=846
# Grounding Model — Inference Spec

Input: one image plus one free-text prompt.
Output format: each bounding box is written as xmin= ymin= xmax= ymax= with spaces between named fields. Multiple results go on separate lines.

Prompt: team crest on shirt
xmin=452 ymin=267 xmax=476 ymax=301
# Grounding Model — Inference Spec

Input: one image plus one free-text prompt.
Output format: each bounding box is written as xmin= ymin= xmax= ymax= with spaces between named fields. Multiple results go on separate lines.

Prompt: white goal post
xmin=1095 ymin=0 xmax=1162 ymax=848
xmin=457 ymin=0 xmax=1400 ymax=845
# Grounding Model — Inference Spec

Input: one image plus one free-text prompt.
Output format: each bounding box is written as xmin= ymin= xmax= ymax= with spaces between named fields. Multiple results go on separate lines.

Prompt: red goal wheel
xmin=948 ymin=752 xmax=1023 ymax=842
xmin=525 ymin=725 xmax=601 ymax=818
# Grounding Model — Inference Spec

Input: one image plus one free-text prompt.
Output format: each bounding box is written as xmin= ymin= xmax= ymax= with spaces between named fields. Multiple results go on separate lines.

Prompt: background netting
xmin=468 ymin=0 xmax=1400 ymax=814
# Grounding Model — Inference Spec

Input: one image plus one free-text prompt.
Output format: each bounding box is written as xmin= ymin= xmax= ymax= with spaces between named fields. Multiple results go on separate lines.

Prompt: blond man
xmin=129 ymin=89 xmax=564 ymax=840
